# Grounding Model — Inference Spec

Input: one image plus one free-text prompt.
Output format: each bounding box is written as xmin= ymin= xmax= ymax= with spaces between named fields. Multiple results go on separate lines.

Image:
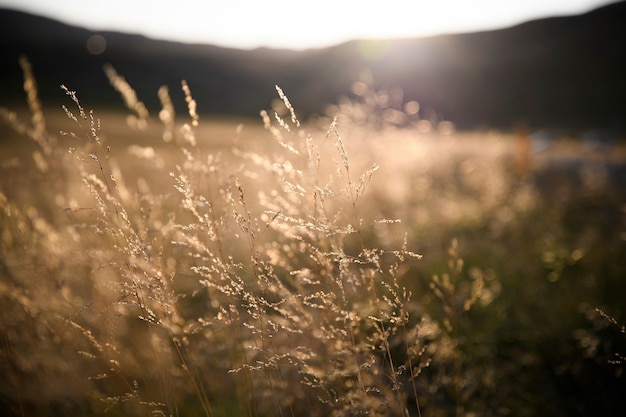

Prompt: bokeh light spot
xmin=86 ymin=34 xmax=106 ymax=55
xmin=404 ymin=100 xmax=420 ymax=116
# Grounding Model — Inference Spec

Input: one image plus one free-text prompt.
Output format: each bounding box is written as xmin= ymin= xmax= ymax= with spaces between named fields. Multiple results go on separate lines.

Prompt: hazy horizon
xmin=0 ymin=0 xmax=619 ymax=50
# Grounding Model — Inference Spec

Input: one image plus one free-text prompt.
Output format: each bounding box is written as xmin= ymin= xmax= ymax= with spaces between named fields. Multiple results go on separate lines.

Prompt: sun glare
xmin=1 ymin=0 xmax=617 ymax=49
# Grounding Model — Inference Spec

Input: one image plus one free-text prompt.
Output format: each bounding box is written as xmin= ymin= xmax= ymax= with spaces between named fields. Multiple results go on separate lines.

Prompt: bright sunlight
xmin=0 ymin=0 xmax=616 ymax=49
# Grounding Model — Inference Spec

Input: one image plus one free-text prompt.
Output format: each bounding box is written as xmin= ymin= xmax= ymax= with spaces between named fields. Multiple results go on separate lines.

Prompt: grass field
xmin=1 ymin=61 xmax=625 ymax=416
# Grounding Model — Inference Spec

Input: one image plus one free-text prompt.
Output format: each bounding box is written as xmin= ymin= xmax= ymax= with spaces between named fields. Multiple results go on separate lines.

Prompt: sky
xmin=0 ymin=0 xmax=618 ymax=50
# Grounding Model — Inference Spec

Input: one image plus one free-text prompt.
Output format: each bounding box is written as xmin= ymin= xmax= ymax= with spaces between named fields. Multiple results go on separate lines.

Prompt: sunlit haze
xmin=0 ymin=0 xmax=618 ymax=50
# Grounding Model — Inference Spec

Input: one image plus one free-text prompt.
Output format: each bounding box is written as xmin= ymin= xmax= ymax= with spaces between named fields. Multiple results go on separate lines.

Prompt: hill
xmin=1 ymin=2 xmax=625 ymax=131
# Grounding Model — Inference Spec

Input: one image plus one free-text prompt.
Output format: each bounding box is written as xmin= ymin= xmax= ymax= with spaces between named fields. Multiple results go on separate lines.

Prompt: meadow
xmin=1 ymin=58 xmax=625 ymax=416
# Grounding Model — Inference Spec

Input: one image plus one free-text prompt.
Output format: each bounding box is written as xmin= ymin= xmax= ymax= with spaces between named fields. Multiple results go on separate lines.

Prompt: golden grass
xmin=1 ymin=58 xmax=625 ymax=417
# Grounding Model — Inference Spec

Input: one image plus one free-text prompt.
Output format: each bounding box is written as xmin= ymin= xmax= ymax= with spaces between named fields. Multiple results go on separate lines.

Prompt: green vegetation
xmin=1 ymin=57 xmax=625 ymax=416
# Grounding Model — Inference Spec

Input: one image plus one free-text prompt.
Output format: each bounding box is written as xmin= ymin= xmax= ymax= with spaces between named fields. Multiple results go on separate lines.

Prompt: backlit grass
xmin=1 ymin=57 xmax=625 ymax=416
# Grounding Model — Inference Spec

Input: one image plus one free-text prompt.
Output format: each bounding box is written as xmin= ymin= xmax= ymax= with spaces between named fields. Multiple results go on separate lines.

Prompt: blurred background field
xmin=2 ymin=90 xmax=625 ymax=415
xmin=1 ymin=1 xmax=626 ymax=416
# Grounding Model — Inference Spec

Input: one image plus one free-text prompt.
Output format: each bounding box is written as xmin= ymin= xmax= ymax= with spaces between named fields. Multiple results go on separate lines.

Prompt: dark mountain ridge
xmin=1 ymin=2 xmax=625 ymax=132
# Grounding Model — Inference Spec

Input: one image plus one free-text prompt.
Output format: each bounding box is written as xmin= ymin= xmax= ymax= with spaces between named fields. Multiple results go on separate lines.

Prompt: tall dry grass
xmin=0 ymin=58 xmax=449 ymax=417
xmin=2 ymin=58 xmax=624 ymax=417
